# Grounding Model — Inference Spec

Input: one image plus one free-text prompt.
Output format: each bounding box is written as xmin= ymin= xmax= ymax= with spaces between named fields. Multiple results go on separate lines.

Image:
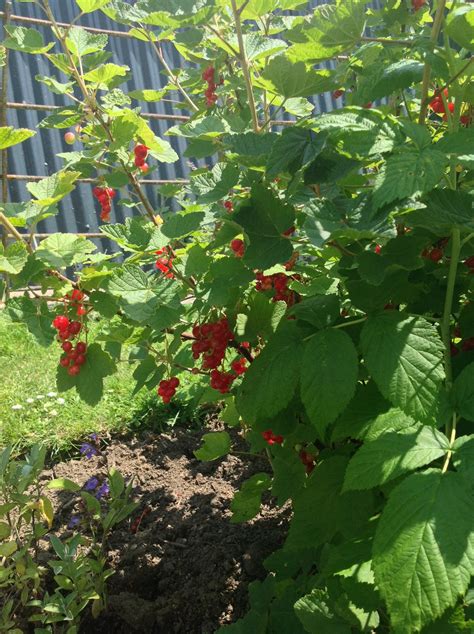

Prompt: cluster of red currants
xmin=224 ymin=200 xmax=234 ymax=213
xmin=299 ymin=449 xmax=316 ymax=475
xmin=262 ymin=430 xmax=283 ymax=446
xmin=422 ymin=237 xmax=449 ymax=263
xmin=230 ymin=238 xmax=245 ymax=258
xmin=429 ymin=89 xmax=454 ymax=117
xmin=202 ymin=66 xmax=218 ymax=107
xmin=93 ymin=186 xmax=116 ymax=223
xmin=412 ymin=0 xmax=425 ymax=11
xmin=192 ymin=318 xmax=234 ymax=369
xmin=52 ymin=315 xmax=87 ymax=376
xmin=64 ymin=288 xmax=87 ymax=317
xmin=255 ymin=271 xmax=298 ymax=305
xmin=155 ymin=247 xmax=174 ymax=278
xmin=157 ymin=377 xmax=180 ymax=404
xmin=134 ymin=144 xmax=149 ymax=173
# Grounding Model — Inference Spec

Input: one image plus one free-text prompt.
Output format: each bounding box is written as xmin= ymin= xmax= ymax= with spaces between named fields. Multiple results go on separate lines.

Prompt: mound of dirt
xmin=44 ymin=423 xmax=289 ymax=633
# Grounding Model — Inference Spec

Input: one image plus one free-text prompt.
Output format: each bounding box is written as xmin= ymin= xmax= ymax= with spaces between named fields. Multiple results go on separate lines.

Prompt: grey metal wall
xmin=2 ymin=0 xmax=354 ymax=245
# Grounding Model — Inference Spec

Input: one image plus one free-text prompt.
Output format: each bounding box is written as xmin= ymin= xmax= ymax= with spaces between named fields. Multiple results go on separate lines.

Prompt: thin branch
xmin=231 ymin=0 xmax=260 ymax=133
xmin=205 ymin=24 xmax=240 ymax=58
xmin=419 ymin=0 xmax=448 ymax=125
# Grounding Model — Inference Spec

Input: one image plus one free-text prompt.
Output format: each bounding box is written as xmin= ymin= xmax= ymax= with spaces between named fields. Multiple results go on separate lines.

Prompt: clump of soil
xmin=45 ymin=422 xmax=289 ymax=633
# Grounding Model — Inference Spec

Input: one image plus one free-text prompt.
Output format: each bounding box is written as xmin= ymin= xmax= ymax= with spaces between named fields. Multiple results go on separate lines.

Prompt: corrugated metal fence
xmin=1 ymin=0 xmax=349 ymax=245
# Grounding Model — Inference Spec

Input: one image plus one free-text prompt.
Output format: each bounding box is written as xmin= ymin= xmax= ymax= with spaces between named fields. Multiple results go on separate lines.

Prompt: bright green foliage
xmin=0 ymin=126 xmax=35 ymax=149
xmin=2 ymin=0 xmax=474 ymax=631
xmin=373 ymin=470 xmax=474 ymax=633
xmin=194 ymin=431 xmax=231 ymax=461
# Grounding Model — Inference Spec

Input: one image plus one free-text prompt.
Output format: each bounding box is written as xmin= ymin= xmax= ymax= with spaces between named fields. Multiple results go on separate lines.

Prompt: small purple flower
xmin=68 ymin=515 xmax=80 ymax=529
xmin=84 ymin=476 xmax=99 ymax=492
xmin=89 ymin=433 xmax=98 ymax=442
xmin=79 ymin=442 xmax=98 ymax=459
xmin=95 ymin=481 xmax=110 ymax=500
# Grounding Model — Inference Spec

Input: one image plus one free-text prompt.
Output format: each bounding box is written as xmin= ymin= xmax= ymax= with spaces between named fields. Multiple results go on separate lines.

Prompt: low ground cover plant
xmin=1 ymin=0 xmax=474 ymax=631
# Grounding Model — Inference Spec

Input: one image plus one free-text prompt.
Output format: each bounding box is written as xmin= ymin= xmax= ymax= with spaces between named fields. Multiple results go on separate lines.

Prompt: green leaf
xmin=315 ymin=107 xmax=401 ymax=157
xmin=295 ymin=589 xmax=351 ymax=634
xmin=27 ymin=172 xmax=81 ymax=207
xmin=161 ymin=212 xmax=205 ymax=238
xmin=0 ymin=522 xmax=11 ymax=540
xmin=287 ymin=0 xmax=366 ymax=62
xmin=359 ymin=60 xmax=424 ymax=101
xmin=7 ymin=298 xmax=55 ymax=346
xmin=290 ymin=294 xmax=339 ymax=329
xmin=47 ymin=478 xmax=81 ymax=492
xmin=373 ymin=470 xmax=474 ymax=633
xmin=129 ymin=88 xmax=169 ymax=102
xmin=406 ymin=189 xmax=474 ymax=234
xmin=435 ymin=129 xmax=474 ymax=155
xmin=453 ymin=435 xmax=474 ymax=477
xmin=36 ymin=74 xmax=75 ymax=95
xmin=343 ymin=426 xmax=449 ymax=491
xmin=36 ymin=234 xmax=96 ymax=268
xmin=191 ymin=163 xmax=240 ymax=204
xmin=83 ymin=63 xmax=129 ymax=89
xmin=76 ymin=0 xmax=112 ymax=12
xmin=373 ymin=148 xmax=448 ymax=210
xmin=266 ymin=127 xmax=327 ymax=178
xmin=360 ymin=313 xmax=447 ymax=425
xmin=57 ymin=343 xmax=116 ymax=405
xmin=233 ymin=185 xmax=295 ymax=269
xmin=260 ymin=56 xmax=334 ymax=99
xmin=194 ymin=431 xmax=231 ymax=461
xmin=0 ymin=541 xmax=17 ymax=557
xmin=0 ymin=126 xmax=35 ymax=150
xmin=184 ymin=244 xmax=211 ymax=277
xmin=236 ymin=323 xmax=302 ymax=424
xmin=300 ymin=329 xmax=358 ymax=436
xmin=271 ymin=447 xmax=306 ymax=505
xmin=446 ymin=4 xmax=474 ymax=50
xmin=231 ymin=473 xmax=271 ymax=523
xmin=3 ymin=26 xmax=54 ymax=54
xmin=66 ymin=27 xmax=108 ymax=57
xmin=38 ymin=106 xmax=82 ymax=130
xmin=453 ymin=363 xmax=474 ymax=422
xmin=0 ymin=241 xmax=28 ymax=275
xmin=288 ymin=455 xmax=373 ymax=549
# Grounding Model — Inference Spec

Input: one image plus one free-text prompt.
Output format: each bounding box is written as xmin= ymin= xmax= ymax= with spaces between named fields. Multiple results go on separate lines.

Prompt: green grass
xmin=0 ymin=312 xmax=206 ymax=456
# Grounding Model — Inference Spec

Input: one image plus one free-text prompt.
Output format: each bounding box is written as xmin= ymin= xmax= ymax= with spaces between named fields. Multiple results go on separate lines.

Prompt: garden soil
xmin=43 ymin=422 xmax=289 ymax=633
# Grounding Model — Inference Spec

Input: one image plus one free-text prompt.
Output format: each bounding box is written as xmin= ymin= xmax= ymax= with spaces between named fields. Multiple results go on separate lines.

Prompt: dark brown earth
xmin=43 ymin=423 xmax=289 ymax=633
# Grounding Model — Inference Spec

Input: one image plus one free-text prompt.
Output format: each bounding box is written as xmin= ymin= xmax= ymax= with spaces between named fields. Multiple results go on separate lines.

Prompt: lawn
xmin=0 ymin=311 xmax=203 ymax=455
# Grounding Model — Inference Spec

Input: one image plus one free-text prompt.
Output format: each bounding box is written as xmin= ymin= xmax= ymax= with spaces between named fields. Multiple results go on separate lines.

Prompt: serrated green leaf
xmin=300 ymin=328 xmax=358 ymax=436
xmin=129 ymin=88 xmax=168 ymax=102
xmin=236 ymin=324 xmax=302 ymax=424
xmin=194 ymin=431 xmax=231 ymax=461
xmin=66 ymin=27 xmax=108 ymax=57
xmin=315 ymin=108 xmax=401 ymax=157
xmin=259 ymin=56 xmax=334 ymax=99
xmin=161 ymin=212 xmax=204 ymax=238
xmin=191 ymin=163 xmax=240 ymax=204
xmin=27 ymin=172 xmax=81 ymax=207
xmin=3 ymin=26 xmax=54 ymax=54
xmin=0 ymin=126 xmax=35 ymax=150
xmin=57 ymin=343 xmax=116 ymax=405
xmin=358 ymin=60 xmax=424 ymax=102
xmin=343 ymin=426 xmax=449 ymax=491
xmin=361 ymin=313 xmax=447 ymax=425
xmin=453 ymin=363 xmax=474 ymax=422
xmin=0 ymin=241 xmax=28 ymax=275
xmin=373 ymin=148 xmax=448 ymax=210
xmin=406 ymin=189 xmax=474 ymax=234
xmin=288 ymin=455 xmax=373 ymax=549
xmin=453 ymin=435 xmax=474 ymax=477
xmin=287 ymin=0 xmax=365 ymax=62
xmin=36 ymin=234 xmax=96 ymax=268
xmin=231 ymin=473 xmax=271 ymax=523
xmin=435 ymin=129 xmax=474 ymax=155
xmin=267 ymin=127 xmax=327 ymax=178
xmin=0 ymin=522 xmax=11 ymax=540
xmin=7 ymin=297 xmax=55 ymax=346
xmin=373 ymin=470 xmax=474 ymax=633
xmin=36 ymin=74 xmax=75 ymax=95
xmin=83 ymin=63 xmax=129 ymax=89
xmin=76 ymin=0 xmax=112 ymax=12
xmin=233 ymin=185 xmax=295 ymax=269
xmin=290 ymin=294 xmax=339 ymax=329
xmin=271 ymin=447 xmax=306 ymax=505
xmin=295 ymin=588 xmax=351 ymax=634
